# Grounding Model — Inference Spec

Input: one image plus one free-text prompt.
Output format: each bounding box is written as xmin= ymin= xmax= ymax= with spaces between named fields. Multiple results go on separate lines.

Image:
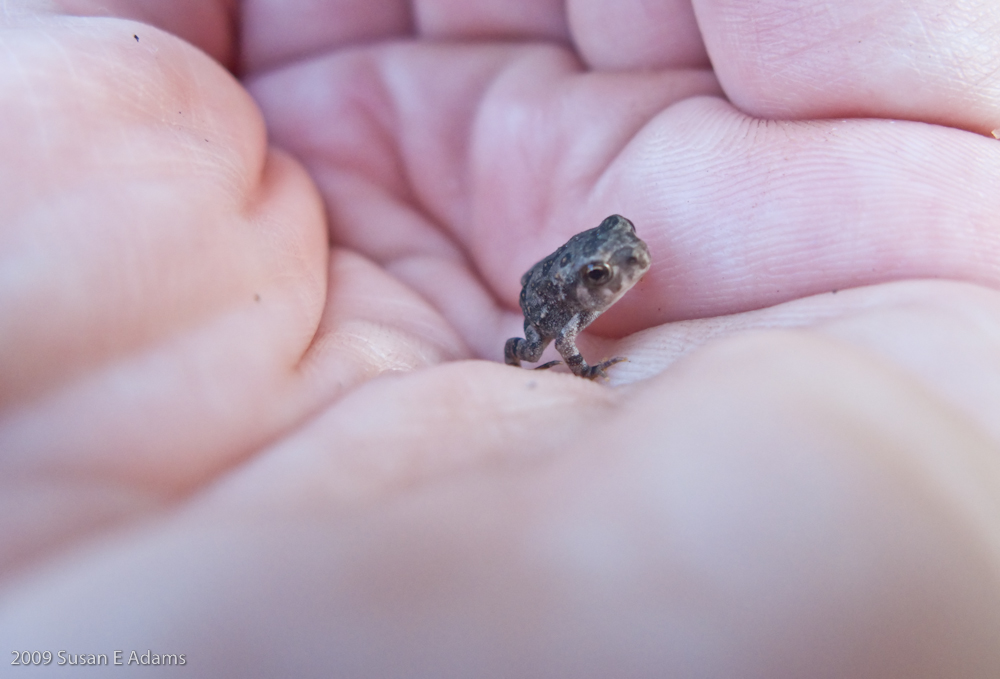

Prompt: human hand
xmin=3 ymin=1 xmax=1000 ymax=676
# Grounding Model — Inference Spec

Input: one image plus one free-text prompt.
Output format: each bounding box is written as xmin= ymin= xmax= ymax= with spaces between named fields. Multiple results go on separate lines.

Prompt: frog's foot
xmin=504 ymin=338 xmax=523 ymax=367
xmin=579 ymin=356 xmax=628 ymax=380
xmin=533 ymin=360 xmax=562 ymax=371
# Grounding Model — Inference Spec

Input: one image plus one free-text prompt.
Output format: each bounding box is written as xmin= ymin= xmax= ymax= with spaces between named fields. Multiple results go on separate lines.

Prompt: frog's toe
xmin=534 ymin=360 xmax=562 ymax=371
xmin=587 ymin=356 xmax=628 ymax=380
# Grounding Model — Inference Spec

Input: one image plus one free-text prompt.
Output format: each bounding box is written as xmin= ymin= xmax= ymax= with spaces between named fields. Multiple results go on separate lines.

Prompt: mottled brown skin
xmin=505 ymin=214 xmax=652 ymax=379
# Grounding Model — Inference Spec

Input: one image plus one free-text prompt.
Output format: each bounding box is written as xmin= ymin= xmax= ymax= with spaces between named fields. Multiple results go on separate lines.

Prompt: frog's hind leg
xmin=504 ymin=338 xmax=526 ymax=366
xmin=554 ymin=322 xmax=624 ymax=380
xmin=505 ymin=324 xmax=555 ymax=368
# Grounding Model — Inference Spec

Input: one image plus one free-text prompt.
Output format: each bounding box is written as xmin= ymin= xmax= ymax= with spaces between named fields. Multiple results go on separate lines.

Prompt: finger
xmin=0 ymin=18 xmax=290 ymax=410
xmin=414 ymin=0 xmax=568 ymax=42
xmin=28 ymin=0 xmax=236 ymax=66
xmin=241 ymin=0 xmax=412 ymax=73
xmin=569 ymin=0 xmax=710 ymax=70
xmin=590 ymin=97 xmax=1000 ymax=331
xmin=695 ymin=0 xmax=1000 ymax=135
xmin=240 ymin=0 xmax=704 ymax=77
xmin=0 ymin=17 xmax=464 ymax=574
xmin=240 ymin=0 xmax=567 ymax=75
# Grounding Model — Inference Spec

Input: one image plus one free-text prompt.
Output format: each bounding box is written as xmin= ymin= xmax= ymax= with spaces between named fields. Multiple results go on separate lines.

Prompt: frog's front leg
xmin=505 ymin=323 xmax=560 ymax=369
xmin=554 ymin=313 xmax=626 ymax=380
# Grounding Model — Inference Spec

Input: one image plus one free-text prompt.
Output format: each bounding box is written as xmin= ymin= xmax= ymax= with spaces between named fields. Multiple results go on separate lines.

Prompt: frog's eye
xmin=582 ymin=262 xmax=612 ymax=286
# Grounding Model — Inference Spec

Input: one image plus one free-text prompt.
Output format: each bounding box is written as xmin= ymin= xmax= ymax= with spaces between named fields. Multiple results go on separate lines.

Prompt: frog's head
xmin=572 ymin=214 xmax=651 ymax=311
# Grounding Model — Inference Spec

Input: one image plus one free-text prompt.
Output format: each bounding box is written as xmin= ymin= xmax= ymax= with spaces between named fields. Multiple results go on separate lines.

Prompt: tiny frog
xmin=504 ymin=214 xmax=651 ymax=379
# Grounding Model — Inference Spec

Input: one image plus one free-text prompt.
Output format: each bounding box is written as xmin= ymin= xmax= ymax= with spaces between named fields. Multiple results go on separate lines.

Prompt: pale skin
xmin=3 ymin=0 xmax=1000 ymax=675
